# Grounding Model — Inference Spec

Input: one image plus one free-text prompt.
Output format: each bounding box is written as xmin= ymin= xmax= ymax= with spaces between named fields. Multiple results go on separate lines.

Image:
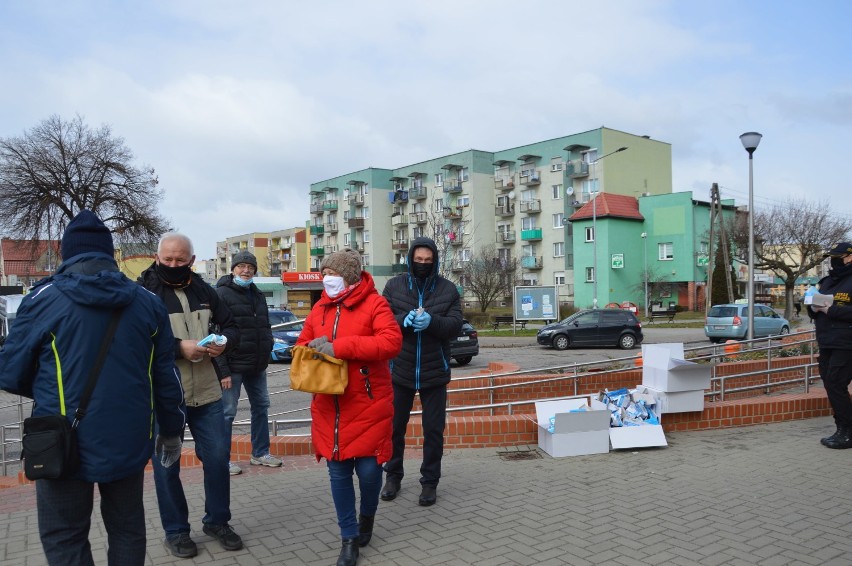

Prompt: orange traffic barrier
xmin=634 ymin=354 xmax=643 ymax=367
xmin=724 ymin=340 xmax=741 ymax=354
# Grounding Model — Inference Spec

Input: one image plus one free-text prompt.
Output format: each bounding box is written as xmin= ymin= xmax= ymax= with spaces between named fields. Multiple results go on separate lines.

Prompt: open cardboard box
xmin=606 ymin=388 xmax=668 ymax=449
xmin=534 ymin=396 xmax=610 ymax=458
xmin=635 ymin=384 xmax=705 ymax=414
xmin=641 ymin=343 xmax=712 ymax=392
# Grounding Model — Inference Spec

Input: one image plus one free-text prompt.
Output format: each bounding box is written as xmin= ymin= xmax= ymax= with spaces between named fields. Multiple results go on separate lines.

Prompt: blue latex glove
xmin=403 ymin=309 xmax=417 ymax=328
xmin=412 ymin=311 xmax=432 ymax=332
xmin=315 ymin=342 xmax=335 ymax=358
xmin=308 ymin=336 xmax=329 ymax=349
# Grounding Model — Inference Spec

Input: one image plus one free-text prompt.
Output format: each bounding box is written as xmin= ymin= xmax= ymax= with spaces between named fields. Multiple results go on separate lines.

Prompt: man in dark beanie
xmin=0 ymin=209 xmax=186 ymax=565
xmin=381 ymin=237 xmax=462 ymax=507
xmin=215 ymin=250 xmax=282 ymax=475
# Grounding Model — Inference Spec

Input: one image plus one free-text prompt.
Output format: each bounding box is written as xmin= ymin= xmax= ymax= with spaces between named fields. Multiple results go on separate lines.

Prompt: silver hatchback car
xmin=704 ymin=303 xmax=790 ymax=343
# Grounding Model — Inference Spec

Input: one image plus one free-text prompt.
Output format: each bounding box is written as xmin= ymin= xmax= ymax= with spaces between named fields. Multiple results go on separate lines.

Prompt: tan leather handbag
xmin=290 ymin=345 xmax=349 ymax=395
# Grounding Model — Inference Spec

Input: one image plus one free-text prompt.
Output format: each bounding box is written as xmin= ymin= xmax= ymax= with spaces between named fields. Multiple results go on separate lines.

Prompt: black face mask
xmin=830 ymin=257 xmax=846 ymax=270
xmin=411 ymin=262 xmax=434 ymax=279
xmin=156 ymin=262 xmax=193 ymax=288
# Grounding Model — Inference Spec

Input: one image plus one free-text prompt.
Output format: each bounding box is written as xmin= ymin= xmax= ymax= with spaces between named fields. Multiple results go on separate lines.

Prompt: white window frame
xmin=363 ymin=230 xmax=371 ymax=243
xmin=659 ymin=242 xmax=674 ymax=261
xmin=521 ymin=217 xmax=537 ymax=230
xmin=551 ymin=184 xmax=563 ymax=200
xmin=585 ymin=226 xmax=595 ymax=242
xmin=554 ymin=272 xmax=566 ymax=285
xmin=457 ymin=194 xmax=470 ymax=207
xmin=552 ymin=213 xmax=564 ymax=228
xmin=585 ymin=267 xmax=595 ymax=282
xmin=435 ymin=173 xmax=444 ymax=186
xmin=553 ymin=242 xmax=565 ymax=257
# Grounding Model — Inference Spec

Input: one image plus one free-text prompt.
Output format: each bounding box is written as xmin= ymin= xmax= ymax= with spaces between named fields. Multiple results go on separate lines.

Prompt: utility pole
xmin=706 ymin=184 xmax=717 ymax=317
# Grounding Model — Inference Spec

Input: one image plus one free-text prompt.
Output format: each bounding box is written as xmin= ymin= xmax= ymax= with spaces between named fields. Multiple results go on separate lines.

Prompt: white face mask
xmin=323 ymin=275 xmax=346 ymax=297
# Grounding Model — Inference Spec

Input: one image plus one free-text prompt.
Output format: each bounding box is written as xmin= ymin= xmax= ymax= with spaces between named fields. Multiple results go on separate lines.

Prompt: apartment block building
xmin=308 ymin=127 xmax=672 ymax=303
xmin=215 ymin=233 xmax=270 ymax=278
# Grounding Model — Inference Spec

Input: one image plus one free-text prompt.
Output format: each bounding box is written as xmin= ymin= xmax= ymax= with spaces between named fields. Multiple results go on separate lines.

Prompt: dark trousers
xmin=385 ymin=383 xmax=447 ymax=487
xmin=36 ymin=470 xmax=146 ymax=566
xmin=819 ymin=349 xmax=852 ymax=428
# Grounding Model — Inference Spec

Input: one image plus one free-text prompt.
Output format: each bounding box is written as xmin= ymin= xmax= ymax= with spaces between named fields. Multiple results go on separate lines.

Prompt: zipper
xmin=331 ymin=304 xmax=343 ymax=460
xmin=360 ymin=366 xmax=373 ymax=399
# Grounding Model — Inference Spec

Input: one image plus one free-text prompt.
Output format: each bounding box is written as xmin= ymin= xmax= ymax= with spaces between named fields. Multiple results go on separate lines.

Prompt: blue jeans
xmin=153 ymin=400 xmax=231 ymax=537
xmin=222 ymin=370 xmax=271 ymax=458
xmin=36 ymin=470 xmax=145 ymax=566
xmin=326 ymin=457 xmax=383 ymax=539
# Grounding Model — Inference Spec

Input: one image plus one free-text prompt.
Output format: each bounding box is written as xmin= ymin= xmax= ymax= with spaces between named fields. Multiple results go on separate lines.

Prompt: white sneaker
xmin=250 ymin=454 xmax=283 ymax=467
xmin=228 ymin=462 xmax=242 ymax=475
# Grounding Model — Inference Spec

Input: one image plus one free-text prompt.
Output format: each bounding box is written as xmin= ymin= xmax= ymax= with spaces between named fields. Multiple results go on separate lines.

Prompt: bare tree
xmin=458 ymin=243 xmax=520 ymax=313
xmin=730 ymin=198 xmax=851 ymax=319
xmin=0 ymin=114 xmax=171 ymax=255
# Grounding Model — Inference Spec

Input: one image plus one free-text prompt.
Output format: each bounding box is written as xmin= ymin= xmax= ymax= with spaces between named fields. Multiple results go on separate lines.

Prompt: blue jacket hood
xmin=46 ymin=252 xmax=136 ymax=309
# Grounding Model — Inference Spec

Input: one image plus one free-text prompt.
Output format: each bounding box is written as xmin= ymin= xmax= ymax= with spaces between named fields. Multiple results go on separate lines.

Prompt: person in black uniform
xmin=809 ymin=242 xmax=852 ymax=449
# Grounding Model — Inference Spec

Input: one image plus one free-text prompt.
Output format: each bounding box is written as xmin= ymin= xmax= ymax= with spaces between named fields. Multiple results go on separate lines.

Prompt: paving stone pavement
xmin=2 ymin=416 xmax=852 ymax=566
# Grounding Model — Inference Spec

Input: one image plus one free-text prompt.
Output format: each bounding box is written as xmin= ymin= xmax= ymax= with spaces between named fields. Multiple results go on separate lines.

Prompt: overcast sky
xmin=1 ymin=0 xmax=849 ymax=258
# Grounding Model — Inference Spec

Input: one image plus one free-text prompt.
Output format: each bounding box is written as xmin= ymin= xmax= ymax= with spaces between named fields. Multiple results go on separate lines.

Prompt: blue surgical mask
xmin=234 ymin=276 xmax=253 ymax=287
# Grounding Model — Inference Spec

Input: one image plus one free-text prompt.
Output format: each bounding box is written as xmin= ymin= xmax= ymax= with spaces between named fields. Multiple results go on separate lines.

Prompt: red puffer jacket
xmin=297 ymin=272 xmax=402 ymax=463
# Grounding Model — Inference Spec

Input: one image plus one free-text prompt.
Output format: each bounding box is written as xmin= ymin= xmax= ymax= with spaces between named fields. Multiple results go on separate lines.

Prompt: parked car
xmin=450 ymin=319 xmax=479 ymax=365
xmin=268 ymin=309 xmax=300 ymax=363
xmin=704 ymin=303 xmax=790 ymax=343
xmin=536 ymin=309 xmax=643 ymax=350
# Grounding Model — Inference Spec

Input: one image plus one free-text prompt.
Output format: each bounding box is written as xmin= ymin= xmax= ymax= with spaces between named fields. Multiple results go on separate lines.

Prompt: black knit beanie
xmin=61 ymin=209 xmax=114 ymax=260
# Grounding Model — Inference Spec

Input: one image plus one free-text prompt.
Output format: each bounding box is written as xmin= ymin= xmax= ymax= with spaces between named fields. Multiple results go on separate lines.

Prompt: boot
xmin=336 ymin=537 xmax=359 ymax=566
xmin=822 ymin=427 xmax=852 ymax=449
xmin=358 ymin=515 xmax=374 ymax=547
xmin=380 ymin=477 xmax=400 ymax=501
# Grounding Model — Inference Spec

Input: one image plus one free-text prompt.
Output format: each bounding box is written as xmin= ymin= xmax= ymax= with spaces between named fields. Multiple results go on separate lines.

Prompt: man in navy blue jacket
xmin=0 ymin=210 xmax=186 ymax=566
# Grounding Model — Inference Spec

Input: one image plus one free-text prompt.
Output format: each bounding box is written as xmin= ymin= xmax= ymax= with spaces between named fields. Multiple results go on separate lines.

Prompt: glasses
xmin=234 ymin=263 xmax=256 ymax=273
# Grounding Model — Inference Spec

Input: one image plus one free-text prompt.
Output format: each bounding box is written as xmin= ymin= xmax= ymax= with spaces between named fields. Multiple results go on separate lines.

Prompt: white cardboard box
xmin=641 ymin=343 xmax=712 ymax=392
xmin=534 ymin=397 xmax=610 ymax=458
xmin=635 ymin=384 xmax=705 ymax=414
xmin=605 ymin=388 xmax=668 ymax=449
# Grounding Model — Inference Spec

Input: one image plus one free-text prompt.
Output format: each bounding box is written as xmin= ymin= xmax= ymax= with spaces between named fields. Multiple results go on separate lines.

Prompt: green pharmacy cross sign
xmin=611 ymin=254 xmax=624 ymax=269
xmin=697 ymin=256 xmax=709 ymax=266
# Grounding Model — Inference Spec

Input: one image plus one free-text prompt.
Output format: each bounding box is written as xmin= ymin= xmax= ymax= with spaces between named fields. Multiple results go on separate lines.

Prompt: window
xmin=522 ymin=217 xmax=537 ymax=230
xmin=553 ymin=242 xmax=565 ymax=257
xmin=434 ymin=199 xmax=444 ymax=212
xmin=566 ymin=253 xmax=573 ymax=268
xmin=459 ymin=167 xmax=469 ymax=182
xmin=435 ymin=173 xmax=444 ymax=186
xmin=413 ymin=226 xmax=425 ymax=238
xmin=457 ymin=194 xmax=470 ymax=207
xmin=460 ymin=248 xmax=472 ymax=261
xmin=552 ymin=184 xmax=563 ymax=199
xmin=583 ymin=149 xmax=598 ymax=164
xmin=343 ymin=210 xmax=350 ymax=221
xmin=659 ymin=242 xmax=674 ymax=260
xmin=552 ymin=213 xmax=564 ymax=228
xmin=343 ymin=233 xmax=350 ymax=246
xmin=363 ymin=230 xmax=370 ymax=243
xmin=550 ymin=157 xmax=564 ymax=172
xmin=554 ymin=272 xmax=566 ymax=285
xmin=362 ymin=207 xmax=370 ymax=219
xmin=362 ymin=254 xmax=370 ymax=266
xmin=585 ymin=227 xmax=595 ymax=242
xmin=699 ymin=241 xmax=709 ymax=255
xmin=585 ymin=267 xmax=595 ymax=282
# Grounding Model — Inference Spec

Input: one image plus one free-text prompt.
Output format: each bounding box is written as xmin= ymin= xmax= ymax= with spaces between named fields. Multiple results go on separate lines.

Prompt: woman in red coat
xmin=296 ymin=249 xmax=402 ymax=566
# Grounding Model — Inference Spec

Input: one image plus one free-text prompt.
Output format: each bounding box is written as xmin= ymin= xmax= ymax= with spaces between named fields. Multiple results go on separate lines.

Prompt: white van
xmin=0 ymin=294 xmax=25 ymax=345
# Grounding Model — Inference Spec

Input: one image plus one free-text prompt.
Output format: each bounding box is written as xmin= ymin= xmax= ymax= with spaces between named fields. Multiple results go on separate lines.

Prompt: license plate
xmin=456 ymin=336 xmax=469 ymax=341
xmin=713 ymin=326 xmax=726 ymax=330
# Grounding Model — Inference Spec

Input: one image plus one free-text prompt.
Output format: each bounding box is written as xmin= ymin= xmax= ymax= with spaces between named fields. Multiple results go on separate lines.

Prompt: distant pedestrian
xmin=0 ymin=210 xmax=186 ymax=566
xmin=793 ymin=292 xmax=802 ymax=318
xmin=215 ymin=250 xmax=282 ymax=475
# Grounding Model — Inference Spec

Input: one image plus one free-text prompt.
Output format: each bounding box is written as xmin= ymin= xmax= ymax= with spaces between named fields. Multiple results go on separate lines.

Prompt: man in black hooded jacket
xmin=380 ymin=237 xmax=462 ymax=506
xmin=809 ymin=241 xmax=852 ymax=449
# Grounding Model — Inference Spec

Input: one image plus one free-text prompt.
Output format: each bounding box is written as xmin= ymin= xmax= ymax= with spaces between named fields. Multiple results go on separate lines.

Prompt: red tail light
xmin=470 ymin=331 xmax=478 ymax=339
xmin=732 ymin=315 xmax=742 ymax=326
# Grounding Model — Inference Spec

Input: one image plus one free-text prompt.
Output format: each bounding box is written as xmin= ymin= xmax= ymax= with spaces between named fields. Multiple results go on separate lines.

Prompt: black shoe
xmin=418 ymin=485 xmax=437 ymax=506
xmin=380 ymin=477 xmax=400 ymax=501
xmin=358 ymin=515 xmax=374 ymax=547
xmin=164 ymin=533 xmax=198 ymax=558
xmin=337 ymin=537 xmax=359 ymax=566
xmin=822 ymin=427 xmax=852 ymax=449
xmin=202 ymin=522 xmax=243 ymax=551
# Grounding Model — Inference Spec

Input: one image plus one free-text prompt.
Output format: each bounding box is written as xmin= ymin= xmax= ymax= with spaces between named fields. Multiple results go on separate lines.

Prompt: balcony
xmin=448 ymin=233 xmax=463 ymax=246
xmin=496 ymin=230 xmax=516 ymax=244
xmin=409 ymin=211 xmax=428 ymax=224
xmin=310 ymin=247 xmax=325 ymax=256
xmin=410 ymin=186 xmax=427 ymax=200
xmin=324 ymin=244 xmax=338 ymax=255
xmin=520 ymin=228 xmax=542 ymax=241
xmin=325 ymin=223 xmax=338 ymax=233
xmin=566 ymin=160 xmax=589 ymax=178
xmin=443 ymin=182 xmax=463 ymax=194
xmin=392 ymin=190 xmax=409 ymax=203
xmin=494 ymin=177 xmax=515 ymax=191
xmin=392 ymin=238 xmax=409 ymax=250
xmin=495 ymin=204 xmax=515 ymax=217
xmin=519 ymin=170 xmax=541 ymax=186
xmin=309 ymin=225 xmax=325 ymax=235
xmin=310 ymin=202 xmax=324 ymax=213
xmin=353 ymin=241 xmax=365 ymax=252
xmin=391 ymin=214 xmax=408 ymax=226
xmin=519 ymin=199 xmax=542 ymax=214
xmin=348 ymin=217 xmax=365 ymax=228
xmin=348 ymin=194 xmax=365 ymax=206
xmin=278 ymin=241 xmax=292 ymax=250
xmin=323 ymin=200 xmax=339 ymax=211
xmin=449 ymin=260 xmax=466 ymax=272
xmin=521 ymin=255 xmax=544 ymax=269
xmin=442 ymin=207 xmax=462 ymax=219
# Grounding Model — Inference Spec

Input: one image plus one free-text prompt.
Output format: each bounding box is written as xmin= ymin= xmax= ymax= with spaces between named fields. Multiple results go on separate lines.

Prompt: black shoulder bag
xmin=22 ymin=309 xmax=123 ymax=481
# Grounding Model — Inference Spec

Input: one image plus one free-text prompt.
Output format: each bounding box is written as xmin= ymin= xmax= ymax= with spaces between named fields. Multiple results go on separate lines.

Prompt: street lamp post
xmin=641 ymin=232 xmax=648 ymax=318
xmin=591 ymin=146 xmax=628 ymax=308
xmin=739 ymin=131 xmax=762 ymax=342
